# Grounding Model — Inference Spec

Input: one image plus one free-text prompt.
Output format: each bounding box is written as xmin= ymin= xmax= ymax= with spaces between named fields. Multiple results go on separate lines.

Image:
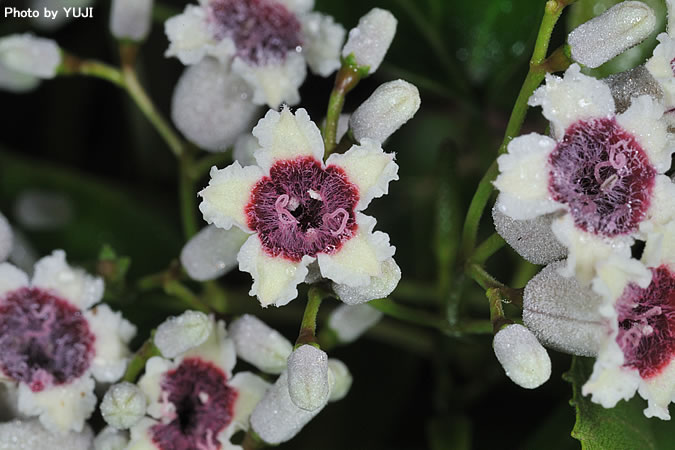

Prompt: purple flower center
xmin=209 ymin=0 xmax=302 ymax=65
xmin=616 ymin=266 xmax=675 ymax=379
xmin=548 ymin=117 xmax=656 ymax=236
xmin=151 ymin=358 xmax=237 ymax=450
xmin=0 ymin=287 xmax=95 ymax=392
xmin=246 ymin=156 xmax=359 ymax=262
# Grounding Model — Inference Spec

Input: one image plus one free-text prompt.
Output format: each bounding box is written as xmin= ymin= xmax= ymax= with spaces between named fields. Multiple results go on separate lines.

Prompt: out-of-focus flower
xmin=181 ymin=225 xmax=249 ymax=282
xmin=494 ymin=64 xmax=675 ymax=284
xmin=93 ymin=426 xmax=129 ymax=450
xmin=0 ymin=212 xmax=12 ymax=263
xmin=100 ymin=382 xmax=147 ymax=430
xmin=110 ymin=0 xmax=154 ymax=42
xmin=164 ymin=0 xmax=345 ymax=108
xmin=0 ymin=250 xmax=136 ymax=433
xmin=492 ymin=324 xmax=552 ymax=389
xmin=199 ymin=107 xmax=399 ymax=307
xmin=349 ymin=79 xmax=420 ymax=144
xmin=13 ymin=190 xmax=73 ymax=231
xmin=327 ymin=358 xmax=351 ymax=402
xmin=128 ymin=315 xmax=269 ymax=449
xmin=568 ymin=1 xmax=656 ymax=69
xmin=287 ymin=344 xmax=329 ymax=411
xmin=0 ymin=34 xmax=61 ymax=93
xmin=171 ymin=58 xmax=261 ymax=152
xmin=341 ymin=8 xmax=397 ymax=74
xmin=228 ymin=314 xmax=293 ymax=374
xmin=0 ymin=419 xmax=93 ymax=449
xmin=327 ymin=304 xmax=383 ymax=343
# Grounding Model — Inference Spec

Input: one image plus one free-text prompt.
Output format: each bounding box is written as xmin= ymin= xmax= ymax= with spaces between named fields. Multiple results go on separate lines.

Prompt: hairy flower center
xmin=616 ymin=266 xmax=675 ymax=379
xmin=548 ymin=117 xmax=656 ymax=236
xmin=209 ymin=0 xmax=302 ymax=65
xmin=0 ymin=287 xmax=95 ymax=392
xmin=246 ymin=156 xmax=359 ymax=262
xmin=151 ymin=358 xmax=237 ymax=450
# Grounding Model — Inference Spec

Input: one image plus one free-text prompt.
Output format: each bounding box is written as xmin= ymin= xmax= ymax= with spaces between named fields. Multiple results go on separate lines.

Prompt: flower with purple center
xmin=0 ymin=250 xmax=136 ymax=433
xmin=198 ymin=107 xmax=399 ymax=307
xmin=128 ymin=315 xmax=269 ymax=450
xmin=494 ymin=64 xmax=675 ymax=284
xmin=164 ymin=0 xmax=345 ymax=108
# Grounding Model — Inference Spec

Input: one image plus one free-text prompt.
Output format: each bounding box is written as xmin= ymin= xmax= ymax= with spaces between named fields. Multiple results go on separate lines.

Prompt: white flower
xmin=493 ymin=324 xmax=552 ymax=389
xmin=349 ymin=79 xmax=420 ymax=144
xmin=0 ymin=34 xmax=61 ymax=79
xmin=0 ymin=419 xmax=93 ymax=449
xmin=568 ymin=1 xmax=656 ymax=68
xmin=287 ymin=344 xmax=329 ymax=411
xmin=129 ymin=316 xmax=269 ymax=449
xmin=327 ymin=303 xmax=383 ymax=343
xmin=199 ymin=107 xmax=399 ymax=307
xmin=164 ymin=0 xmax=345 ymax=108
xmin=100 ymin=382 xmax=147 ymax=430
xmin=0 ymin=212 xmax=13 ymax=263
xmin=342 ymin=8 xmax=397 ymax=74
xmin=154 ymin=310 xmax=212 ymax=358
xmin=228 ymin=314 xmax=293 ymax=374
xmin=0 ymin=250 xmax=136 ymax=433
xmin=110 ymin=0 xmax=154 ymax=41
xmin=180 ymin=225 xmax=249 ymax=282
xmin=332 ymin=257 xmax=400 ymax=305
xmin=494 ymin=64 xmax=675 ymax=284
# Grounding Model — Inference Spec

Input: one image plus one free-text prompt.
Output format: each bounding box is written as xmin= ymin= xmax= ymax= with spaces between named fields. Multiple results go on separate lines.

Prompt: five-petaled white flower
xmin=199 ymin=107 xmax=399 ymax=307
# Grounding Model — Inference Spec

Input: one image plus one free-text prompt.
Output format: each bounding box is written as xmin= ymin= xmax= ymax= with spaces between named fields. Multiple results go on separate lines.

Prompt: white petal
xmin=228 ymin=314 xmax=293 ymax=374
xmin=181 ymin=225 xmax=249 ymax=281
xmin=93 ymin=426 xmax=129 ymax=450
xmin=252 ymin=106 xmax=324 ymax=173
xmin=317 ymin=214 xmax=395 ymax=288
xmin=646 ymin=33 xmax=675 ymax=110
xmin=639 ymin=361 xmax=675 ymax=419
xmin=180 ymin=318 xmax=236 ymax=376
xmin=0 ymin=212 xmax=13 ymax=262
xmin=198 ymin=162 xmax=263 ymax=232
xmin=0 ymin=262 xmax=29 ymax=298
xmin=332 ymin=257 xmax=400 ymax=305
xmin=325 ymin=139 xmax=398 ymax=210
xmin=233 ymin=133 xmax=261 ymax=166
xmin=327 ymin=303 xmax=383 ymax=343
xmin=642 ymin=221 xmax=675 ymax=272
xmin=238 ymin=234 xmax=313 ymax=307
xmin=31 ymin=250 xmax=104 ymax=310
xmin=493 ymin=133 xmax=560 ymax=220
xmin=529 ymin=64 xmax=615 ymax=139
xmin=583 ymin=364 xmax=642 ymax=409
xmin=301 ymin=13 xmax=345 ymax=76
xmin=592 ymin=254 xmax=652 ymax=303
xmin=0 ymin=419 xmax=93 ymax=450
xmin=18 ymin=375 xmax=97 ymax=433
xmin=276 ymin=0 xmax=314 ymax=14
xmin=127 ymin=417 xmax=160 ymax=450
xmin=85 ymin=304 xmax=136 ymax=383
xmin=138 ymin=357 xmax=173 ymax=420
xmin=642 ymin=175 xmax=675 ymax=234
xmin=226 ymin=372 xmax=270 ymax=432
xmin=232 ymin=53 xmax=306 ymax=108
xmin=616 ymin=95 xmax=670 ymax=173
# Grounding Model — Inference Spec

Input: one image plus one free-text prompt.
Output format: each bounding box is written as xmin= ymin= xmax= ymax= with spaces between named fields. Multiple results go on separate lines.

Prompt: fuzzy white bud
xmin=0 ymin=212 xmax=13 ymax=263
xmin=229 ymin=314 xmax=293 ymax=374
xmin=327 ymin=359 xmax=352 ymax=402
xmin=14 ymin=190 xmax=73 ymax=230
xmin=180 ymin=225 xmax=248 ymax=281
xmin=0 ymin=419 xmax=93 ymax=450
xmin=171 ymin=58 xmax=261 ymax=152
xmin=523 ymin=260 xmax=605 ymax=357
xmin=287 ymin=345 xmax=330 ymax=411
xmin=493 ymin=324 xmax=551 ymax=389
xmin=93 ymin=426 xmax=128 ymax=450
xmin=568 ymin=1 xmax=656 ymax=68
xmin=342 ymin=8 xmax=397 ymax=74
xmin=154 ymin=310 xmax=212 ymax=358
xmin=0 ymin=34 xmax=61 ymax=79
xmin=350 ymin=80 xmax=420 ymax=144
xmin=328 ymin=304 xmax=383 ymax=343
xmin=110 ymin=0 xmax=154 ymax=42
xmin=100 ymin=382 xmax=147 ymax=430
xmin=0 ymin=65 xmax=40 ymax=93
xmin=250 ymin=371 xmax=325 ymax=445
xmin=333 ymin=257 xmax=401 ymax=305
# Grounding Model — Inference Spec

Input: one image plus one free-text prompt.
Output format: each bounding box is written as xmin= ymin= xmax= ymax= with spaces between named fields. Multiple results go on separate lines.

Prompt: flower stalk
xmin=295 ymin=287 xmax=325 ymax=348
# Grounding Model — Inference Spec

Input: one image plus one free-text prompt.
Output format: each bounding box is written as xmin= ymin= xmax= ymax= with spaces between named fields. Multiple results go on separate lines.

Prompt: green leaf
xmin=565 ymin=356 xmax=657 ymax=450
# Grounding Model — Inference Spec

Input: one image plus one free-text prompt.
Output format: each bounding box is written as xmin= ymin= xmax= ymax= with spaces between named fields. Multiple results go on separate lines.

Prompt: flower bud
xmin=492 ymin=199 xmax=566 ymax=265
xmin=0 ymin=65 xmax=40 ymax=93
xmin=350 ymin=80 xmax=420 ymax=144
xmin=233 ymin=134 xmax=260 ymax=166
xmin=14 ymin=190 xmax=73 ymax=230
xmin=327 ymin=359 xmax=352 ymax=402
xmin=100 ymin=382 xmax=147 ymax=430
xmin=110 ymin=0 xmax=154 ymax=42
xmin=228 ymin=314 xmax=293 ymax=374
xmin=568 ymin=1 xmax=656 ymax=68
xmin=287 ymin=345 xmax=330 ymax=411
xmin=180 ymin=225 xmax=248 ymax=281
xmin=342 ymin=8 xmax=397 ymax=74
xmin=171 ymin=58 xmax=261 ymax=152
xmin=250 ymin=371 xmax=325 ymax=445
xmin=0 ymin=212 xmax=13 ymax=263
xmin=493 ymin=324 xmax=551 ymax=389
xmin=523 ymin=260 xmax=605 ymax=357
xmin=154 ymin=310 xmax=212 ymax=358
xmin=0 ymin=419 xmax=93 ymax=450
xmin=0 ymin=34 xmax=61 ymax=79
xmin=333 ymin=257 xmax=401 ymax=306
xmin=328 ymin=304 xmax=383 ymax=344
xmin=603 ymin=65 xmax=663 ymax=114
xmin=93 ymin=426 xmax=128 ymax=450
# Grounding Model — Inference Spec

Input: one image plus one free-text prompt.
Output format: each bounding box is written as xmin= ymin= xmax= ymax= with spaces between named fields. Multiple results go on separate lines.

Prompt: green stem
xmin=295 ymin=287 xmax=325 ymax=348
xmin=324 ymin=62 xmax=364 ymax=154
xmin=123 ymin=333 xmax=160 ymax=382
xmin=68 ymin=58 xmax=124 ymax=86
xmin=486 ymin=288 xmax=513 ymax=334
xmin=164 ymin=280 xmax=211 ymax=313
xmin=470 ymin=233 xmax=506 ymax=264
xmin=179 ymin=151 xmax=199 ymax=238
xmin=466 ymin=264 xmax=524 ymax=307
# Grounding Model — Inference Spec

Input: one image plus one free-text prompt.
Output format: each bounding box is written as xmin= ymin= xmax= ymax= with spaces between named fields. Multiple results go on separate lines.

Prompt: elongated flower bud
xmin=342 ymin=8 xmax=397 ymax=74
xmin=0 ymin=212 xmax=12 ymax=262
xmin=568 ymin=1 xmax=656 ymax=68
xmin=327 ymin=359 xmax=352 ymax=402
xmin=0 ymin=419 xmax=93 ymax=450
xmin=100 ymin=382 xmax=146 ymax=430
xmin=154 ymin=310 xmax=212 ymax=358
xmin=0 ymin=34 xmax=61 ymax=79
xmin=180 ymin=225 xmax=248 ymax=281
xmin=228 ymin=314 xmax=293 ymax=374
xmin=523 ymin=260 xmax=605 ymax=357
xmin=350 ymin=80 xmax=420 ymax=144
xmin=287 ymin=345 xmax=330 ymax=411
xmin=493 ymin=324 xmax=551 ymax=389
xmin=328 ymin=304 xmax=383 ymax=343
xmin=110 ymin=0 xmax=154 ymax=42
